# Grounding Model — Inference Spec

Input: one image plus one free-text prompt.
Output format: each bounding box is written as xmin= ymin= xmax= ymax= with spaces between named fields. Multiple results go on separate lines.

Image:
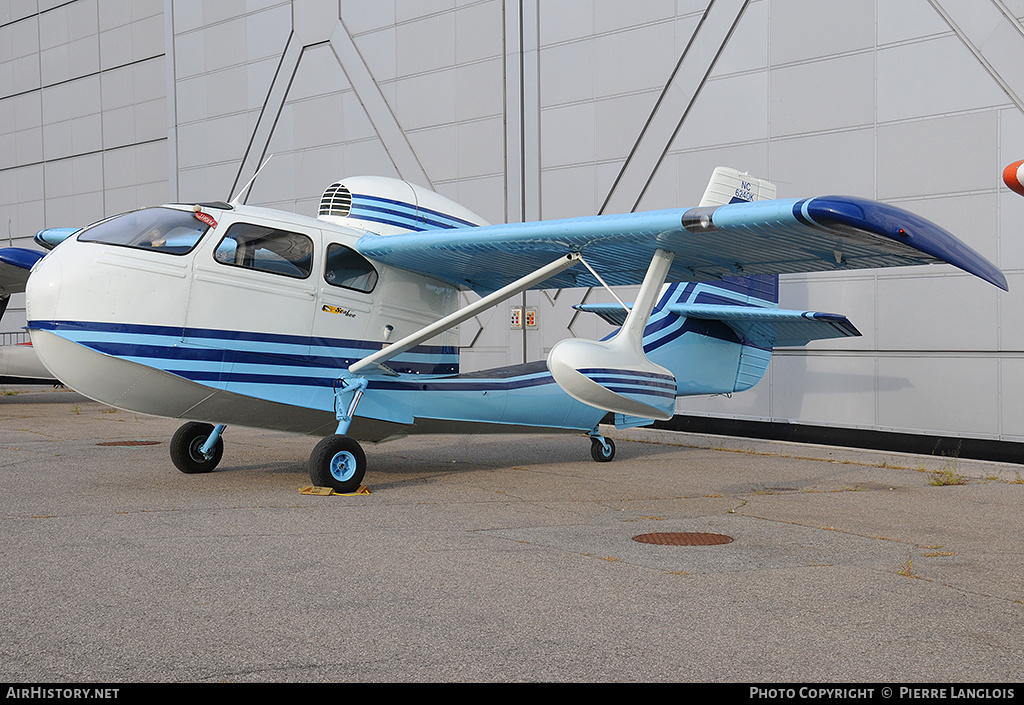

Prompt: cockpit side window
xmin=213 ymin=223 xmax=313 ymax=279
xmin=77 ymin=207 xmax=210 ymax=255
xmin=324 ymin=243 xmax=378 ymax=293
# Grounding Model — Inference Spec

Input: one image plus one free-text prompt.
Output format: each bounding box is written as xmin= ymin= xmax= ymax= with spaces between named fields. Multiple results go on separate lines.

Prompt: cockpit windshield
xmin=77 ymin=207 xmax=211 ymax=255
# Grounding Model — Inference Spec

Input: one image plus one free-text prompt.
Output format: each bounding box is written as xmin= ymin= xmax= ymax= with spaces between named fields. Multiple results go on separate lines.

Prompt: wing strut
xmin=348 ymin=252 xmax=582 ymax=375
xmin=578 ymin=254 xmax=631 ymax=313
xmin=334 ymin=252 xmax=582 ymax=434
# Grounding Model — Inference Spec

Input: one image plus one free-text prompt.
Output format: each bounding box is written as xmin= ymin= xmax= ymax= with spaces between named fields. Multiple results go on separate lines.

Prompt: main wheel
xmin=170 ymin=421 xmax=224 ymax=474
xmin=309 ymin=435 xmax=366 ymax=493
xmin=590 ymin=437 xmax=616 ymax=462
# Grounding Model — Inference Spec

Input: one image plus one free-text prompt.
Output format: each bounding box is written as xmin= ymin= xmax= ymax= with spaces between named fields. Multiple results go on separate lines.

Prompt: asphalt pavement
xmin=1 ymin=385 xmax=1022 ymax=683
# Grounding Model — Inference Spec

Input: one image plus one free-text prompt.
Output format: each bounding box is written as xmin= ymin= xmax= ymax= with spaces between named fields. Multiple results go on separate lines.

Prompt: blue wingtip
xmin=800 ymin=196 xmax=1008 ymax=291
xmin=0 ymin=247 xmax=46 ymax=271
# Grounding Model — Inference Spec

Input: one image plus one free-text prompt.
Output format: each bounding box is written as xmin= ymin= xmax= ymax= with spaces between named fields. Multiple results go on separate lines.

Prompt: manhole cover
xmin=96 ymin=440 xmax=161 ymax=446
xmin=633 ymin=532 xmax=734 ymax=546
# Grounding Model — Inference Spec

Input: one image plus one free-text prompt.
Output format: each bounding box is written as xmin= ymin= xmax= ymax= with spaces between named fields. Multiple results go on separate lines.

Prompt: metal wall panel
xmin=769 ymin=354 xmax=878 ymax=429
xmin=999 ymin=357 xmax=1024 ymax=441
xmin=770 ymin=54 xmax=876 ymax=138
xmin=768 ymin=0 xmax=875 ymax=65
xmin=0 ymin=1 xmax=170 ymax=343
xmin=877 ymin=355 xmax=1001 ymax=437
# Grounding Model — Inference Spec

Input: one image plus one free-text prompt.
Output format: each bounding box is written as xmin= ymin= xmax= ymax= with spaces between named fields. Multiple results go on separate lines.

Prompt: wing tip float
xmin=575 ymin=302 xmax=863 ymax=348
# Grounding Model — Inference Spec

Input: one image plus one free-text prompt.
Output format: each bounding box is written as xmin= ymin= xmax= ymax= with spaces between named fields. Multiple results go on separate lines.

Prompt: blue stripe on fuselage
xmin=26 ymin=320 xmax=460 ymax=376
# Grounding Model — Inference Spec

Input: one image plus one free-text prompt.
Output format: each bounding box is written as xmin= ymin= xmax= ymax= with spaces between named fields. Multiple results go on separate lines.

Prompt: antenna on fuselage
xmin=230 ymin=154 xmax=274 ymax=206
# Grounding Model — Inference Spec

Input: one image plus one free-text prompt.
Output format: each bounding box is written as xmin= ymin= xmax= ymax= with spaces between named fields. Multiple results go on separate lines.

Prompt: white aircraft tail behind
xmin=698 ymin=166 xmax=776 ymax=207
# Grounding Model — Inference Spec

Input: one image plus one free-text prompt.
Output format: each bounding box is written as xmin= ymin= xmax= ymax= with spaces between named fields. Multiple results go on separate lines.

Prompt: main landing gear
xmin=168 ymin=421 xmax=367 ymax=494
xmin=169 ymin=421 xmax=225 ymax=474
xmin=168 ymin=418 xmax=609 ymax=491
xmin=308 ymin=434 xmax=366 ymax=494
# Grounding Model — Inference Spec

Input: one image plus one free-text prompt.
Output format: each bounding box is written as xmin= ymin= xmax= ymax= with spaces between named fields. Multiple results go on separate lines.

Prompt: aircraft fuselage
xmin=24 ymin=191 xmax=608 ymax=442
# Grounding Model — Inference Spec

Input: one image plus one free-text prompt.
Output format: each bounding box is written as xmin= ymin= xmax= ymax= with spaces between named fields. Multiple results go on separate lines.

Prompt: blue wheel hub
xmin=330 ymin=450 xmax=358 ymax=482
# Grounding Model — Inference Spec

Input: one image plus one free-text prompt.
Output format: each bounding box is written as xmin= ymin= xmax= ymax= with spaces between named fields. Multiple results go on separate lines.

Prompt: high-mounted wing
xmin=35 ymin=228 xmax=79 ymax=250
xmin=354 ymin=196 xmax=1007 ymax=293
xmin=0 ymin=248 xmax=45 ymax=295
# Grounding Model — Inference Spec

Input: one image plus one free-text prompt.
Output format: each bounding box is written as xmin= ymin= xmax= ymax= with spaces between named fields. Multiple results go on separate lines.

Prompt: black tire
xmin=590 ymin=437 xmax=616 ymax=463
xmin=309 ymin=435 xmax=366 ymax=493
xmin=169 ymin=421 xmax=224 ymax=474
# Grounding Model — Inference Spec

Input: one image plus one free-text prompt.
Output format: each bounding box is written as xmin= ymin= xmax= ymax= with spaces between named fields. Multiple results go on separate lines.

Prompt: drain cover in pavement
xmin=632 ymin=532 xmax=734 ymax=546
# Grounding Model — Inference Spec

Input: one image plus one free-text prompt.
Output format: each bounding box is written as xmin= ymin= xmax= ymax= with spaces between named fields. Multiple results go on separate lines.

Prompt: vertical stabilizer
xmin=692 ymin=167 xmax=778 ymax=307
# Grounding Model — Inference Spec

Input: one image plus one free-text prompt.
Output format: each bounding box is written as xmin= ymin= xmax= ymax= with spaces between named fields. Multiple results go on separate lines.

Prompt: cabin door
xmin=183 ymin=215 xmax=319 ymax=406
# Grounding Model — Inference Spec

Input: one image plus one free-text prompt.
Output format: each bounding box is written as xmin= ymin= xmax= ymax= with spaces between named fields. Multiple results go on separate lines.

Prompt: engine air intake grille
xmin=319 ymin=183 xmax=352 ymax=217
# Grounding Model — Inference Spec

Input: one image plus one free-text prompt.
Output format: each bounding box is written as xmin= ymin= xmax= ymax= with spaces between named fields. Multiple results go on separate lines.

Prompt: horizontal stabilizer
xmin=0 ymin=247 xmax=45 ymax=295
xmin=575 ymin=303 xmax=633 ymax=327
xmin=669 ymin=304 xmax=860 ymax=347
xmin=576 ymin=302 xmax=860 ymax=348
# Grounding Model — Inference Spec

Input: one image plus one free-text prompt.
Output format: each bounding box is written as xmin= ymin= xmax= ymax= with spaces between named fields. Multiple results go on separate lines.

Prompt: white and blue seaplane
xmin=0 ymin=168 xmax=1007 ymax=492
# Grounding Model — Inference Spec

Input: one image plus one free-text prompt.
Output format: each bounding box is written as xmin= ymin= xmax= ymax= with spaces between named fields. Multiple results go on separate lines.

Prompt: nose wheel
xmin=309 ymin=434 xmax=366 ymax=494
